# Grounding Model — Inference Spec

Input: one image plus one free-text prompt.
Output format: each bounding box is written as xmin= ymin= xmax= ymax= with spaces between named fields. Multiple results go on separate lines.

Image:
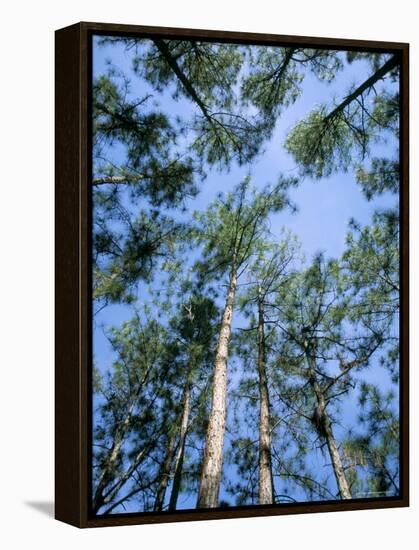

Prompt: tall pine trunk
xmin=168 ymin=378 xmax=191 ymax=510
xmin=153 ymin=430 xmax=178 ymax=511
xmin=154 ymin=363 xmax=193 ymax=511
xmin=197 ymin=263 xmax=237 ymax=508
xmin=306 ymin=354 xmax=351 ymax=499
xmin=257 ymin=288 xmax=274 ymax=504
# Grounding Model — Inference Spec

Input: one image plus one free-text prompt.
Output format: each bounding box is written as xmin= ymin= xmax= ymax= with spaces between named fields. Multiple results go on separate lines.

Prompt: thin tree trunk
xmin=152 ymin=39 xmax=214 ymax=127
xmin=197 ymin=263 xmax=237 ymax=508
xmin=323 ymin=413 xmax=352 ymax=499
xmin=257 ymin=288 xmax=274 ymax=505
xmin=154 ymin=362 xmax=193 ymax=511
xmin=324 ymin=55 xmax=398 ymax=122
xmin=168 ymin=378 xmax=191 ymax=511
xmin=153 ymin=430 xmax=178 ymax=511
xmin=306 ymin=355 xmax=351 ymax=499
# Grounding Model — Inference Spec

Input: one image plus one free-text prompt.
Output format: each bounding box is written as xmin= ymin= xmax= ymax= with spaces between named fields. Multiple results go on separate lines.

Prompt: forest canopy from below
xmin=91 ymin=36 xmax=401 ymax=515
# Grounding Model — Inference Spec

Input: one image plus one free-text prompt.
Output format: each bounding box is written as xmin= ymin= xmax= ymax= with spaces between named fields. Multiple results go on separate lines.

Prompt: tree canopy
xmin=91 ymin=36 xmax=401 ymax=514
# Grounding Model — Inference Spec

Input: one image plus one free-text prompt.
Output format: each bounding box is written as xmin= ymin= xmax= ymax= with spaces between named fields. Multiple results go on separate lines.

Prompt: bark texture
xmin=257 ymin=290 xmax=274 ymax=504
xmin=197 ymin=265 xmax=237 ymax=508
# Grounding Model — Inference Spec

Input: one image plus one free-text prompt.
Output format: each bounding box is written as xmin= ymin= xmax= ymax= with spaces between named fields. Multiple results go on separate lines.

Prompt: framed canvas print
xmin=55 ymin=22 xmax=409 ymax=528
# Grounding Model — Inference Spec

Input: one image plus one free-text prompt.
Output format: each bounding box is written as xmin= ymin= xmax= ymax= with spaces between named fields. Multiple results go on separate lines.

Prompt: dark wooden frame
xmin=55 ymin=21 xmax=409 ymax=528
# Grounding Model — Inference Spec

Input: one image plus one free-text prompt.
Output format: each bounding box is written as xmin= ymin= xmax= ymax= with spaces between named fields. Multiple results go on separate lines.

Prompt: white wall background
xmin=1 ymin=0 xmax=416 ymax=547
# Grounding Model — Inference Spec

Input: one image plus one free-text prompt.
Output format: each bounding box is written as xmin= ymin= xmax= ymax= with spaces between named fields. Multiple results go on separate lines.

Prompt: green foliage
xmin=93 ymin=294 xmax=219 ymax=513
xmin=192 ymin=176 xmax=296 ymax=285
xmin=139 ymin=40 xmax=244 ymax=110
xmin=93 ymin=314 xmax=172 ymax=510
xmin=343 ymin=210 xmax=399 ymax=379
xmin=285 ymin=107 xmax=355 ymax=178
xmin=241 ymin=48 xmax=342 ymax=120
xmin=346 ymin=52 xmax=389 ymax=72
xmin=191 ymin=113 xmax=269 ymax=166
xmin=343 ymin=210 xmax=399 ymax=320
xmin=342 ymin=384 xmax=399 ymax=497
xmin=241 ymin=47 xmax=303 ymax=119
xmin=285 ymin=55 xmax=400 ymax=194
xmin=369 ymin=92 xmax=400 ymax=136
xmin=135 ymin=39 xmax=269 ymax=167
xmin=93 ymin=74 xmax=197 ymax=207
xmin=93 ymin=210 xmax=186 ymax=305
xmin=91 ymin=39 xmax=401 ymax=511
xmin=356 ymin=159 xmax=399 ymax=200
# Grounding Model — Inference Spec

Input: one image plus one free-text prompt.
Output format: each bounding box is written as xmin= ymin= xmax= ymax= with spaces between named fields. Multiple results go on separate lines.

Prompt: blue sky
xmin=92 ymin=36 xmax=400 ymax=512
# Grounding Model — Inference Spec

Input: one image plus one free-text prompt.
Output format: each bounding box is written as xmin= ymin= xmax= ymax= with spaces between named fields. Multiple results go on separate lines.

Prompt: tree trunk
xmin=168 ymin=377 xmax=191 ymax=511
xmin=257 ymin=289 xmax=274 ymax=505
xmin=306 ymin=354 xmax=352 ymax=500
xmin=153 ymin=430 xmax=178 ymax=511
xmin=197 ymin=264 xmax=237 ymax=508
xmin=324 ymin=55 xmax=398 ymax=123
xmin=154 ymin=362 xmax=193 ymax=511
xmin=153 ymin=39 xmax=214 ymax=127
xmin=323 ymin=413 xmax=352 ymax=499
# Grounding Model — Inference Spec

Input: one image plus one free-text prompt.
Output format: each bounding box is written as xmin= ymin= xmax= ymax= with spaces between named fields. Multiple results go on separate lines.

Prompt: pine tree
xmin=193 ymin=177 xmax=295 ymax=507
xmin=234 ymin=237 xmax=299 ymax=504
xmin=269 ymin=255 xmax=385 ymax=499
xmin=90 ymin=39 xmax=401 ymax=512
